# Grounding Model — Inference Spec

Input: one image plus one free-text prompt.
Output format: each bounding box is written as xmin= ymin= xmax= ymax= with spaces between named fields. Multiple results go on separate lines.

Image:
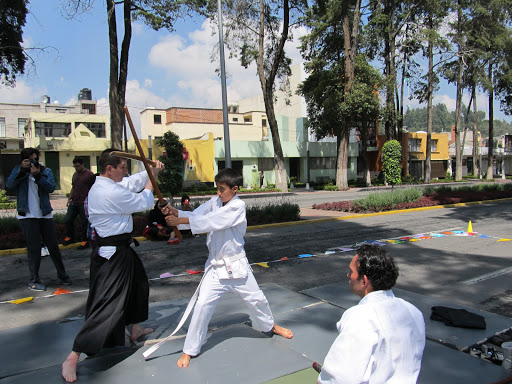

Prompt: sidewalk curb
xmin=1 ymin=197 xmax=510 ymax=257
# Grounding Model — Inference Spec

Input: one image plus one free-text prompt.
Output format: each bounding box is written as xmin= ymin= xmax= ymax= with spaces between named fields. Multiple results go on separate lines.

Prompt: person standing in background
xmin=63 ymin=157 xmax=96 ymax=249
xmin=6 ymin=148 xmax=72 ymax=292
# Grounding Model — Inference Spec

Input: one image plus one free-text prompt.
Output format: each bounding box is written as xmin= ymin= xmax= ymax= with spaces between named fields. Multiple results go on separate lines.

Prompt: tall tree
xmin=66 ymin=0 xmax=205 ymax=149
xmin=0 ymin=0 xmax=28 ymax=190
xmin=468 ymin=0 xmax=512 ymax=179
xmin=220 ymin=0 xmax=305 ymax=192
xmin=410 ymin=0 xmax=449 ymax=182
xmin=367 ymin=0 xmax=420 ymax=140
xmin=300 ymin=0 xmax=364 ymax=190
xmin=0 ymin=0 xmax=28 ymax=86
xmin=299 ymin=56 xmax=382 ymax=187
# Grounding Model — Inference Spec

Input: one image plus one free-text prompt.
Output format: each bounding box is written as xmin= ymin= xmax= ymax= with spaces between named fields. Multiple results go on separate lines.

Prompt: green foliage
xmin=0 ymin=216 xmax=20 ymax=234
xmin=246 ymin=202 xmax=301 ymax=225
xmin=382 ymin=140 xmax=402 ymax=186
xmin=0 ymin=190 xmax=16 ymax=209
xmin=0 ymin=0 xmax=28 ymax=86
xmin=353 ymin=188 xmax=423 ymax=211
xmin=156 ymin=131 xmax=184 ymax=195
xmin=403 ymin=104 xmax=455 ymax=133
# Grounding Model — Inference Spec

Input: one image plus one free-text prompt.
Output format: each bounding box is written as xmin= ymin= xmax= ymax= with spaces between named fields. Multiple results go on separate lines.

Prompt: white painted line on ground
xmin=458 ymin=266 xmax=512 ymax=285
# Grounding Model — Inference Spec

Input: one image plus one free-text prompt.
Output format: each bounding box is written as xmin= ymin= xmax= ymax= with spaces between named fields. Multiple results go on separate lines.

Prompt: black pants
xmin=65 ymin=202 xmax=89 ymax=242
xmin=72 ymin=244 xmax=149 ymax=355
xmin=19 ymin=218 xmax=69 ymax=283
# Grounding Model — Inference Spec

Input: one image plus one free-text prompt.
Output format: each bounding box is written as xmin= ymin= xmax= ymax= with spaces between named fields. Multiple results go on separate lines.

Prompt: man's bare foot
xmin=272 ymin=324 xmax=293 ymax=339
xmin=177 ymin=353 xmax=192 ymax=368
xmin=130 ymin=323 xmax=154 ymax=341
xmin=62 ymin=351 xmax=80 ymax=383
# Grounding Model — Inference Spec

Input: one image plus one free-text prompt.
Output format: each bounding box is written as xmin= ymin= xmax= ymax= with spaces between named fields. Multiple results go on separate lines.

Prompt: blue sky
xmin=0 ymin=0 xmax=510 ymax=135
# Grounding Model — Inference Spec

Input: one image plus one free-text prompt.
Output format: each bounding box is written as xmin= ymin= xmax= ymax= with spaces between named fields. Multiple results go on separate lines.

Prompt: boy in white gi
xmin=318 ymin=244 xmax=425 ymax=384
xmin=165 ymin=168 xmax=293 ymax=368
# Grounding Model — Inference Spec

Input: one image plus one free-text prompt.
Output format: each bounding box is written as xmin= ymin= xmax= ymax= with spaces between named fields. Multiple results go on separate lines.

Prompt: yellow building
xmin=23 ymin=112 xmax=111 ymax=193
xmin=128 ymin=133 xmax=215 ymax=187
xmin=371 ymin=132 xmax=450 ymax=179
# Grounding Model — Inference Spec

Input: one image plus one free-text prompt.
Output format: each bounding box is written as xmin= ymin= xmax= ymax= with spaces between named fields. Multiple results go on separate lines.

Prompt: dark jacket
xmin=6 ymin=165 xmax=56 ymax=216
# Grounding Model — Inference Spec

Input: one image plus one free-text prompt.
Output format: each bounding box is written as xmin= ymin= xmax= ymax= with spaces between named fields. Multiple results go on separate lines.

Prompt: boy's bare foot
xmin=130 ymin=323 xmax=154 ymax=341
xmin=62 ymin=351 xmax=80 ymax=382
xmin=177 ymin=353 xmax=192 ymax=368
xmin=272 ymin=324 xmax=293 ymax=339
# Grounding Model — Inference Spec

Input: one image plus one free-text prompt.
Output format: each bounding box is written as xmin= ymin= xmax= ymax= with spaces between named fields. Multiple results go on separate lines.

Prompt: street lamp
xmin=217 ymin=0 xmax=231 ymax=169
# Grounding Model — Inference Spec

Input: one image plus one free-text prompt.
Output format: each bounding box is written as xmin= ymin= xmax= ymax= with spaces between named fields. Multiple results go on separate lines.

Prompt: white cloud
xmin=144 ymin=78 xmax=153 ymax=88
xmin=147 ymin=19 xmax=307 ymax=108
xmin=0 ymin=81 xmax=46 ymax=103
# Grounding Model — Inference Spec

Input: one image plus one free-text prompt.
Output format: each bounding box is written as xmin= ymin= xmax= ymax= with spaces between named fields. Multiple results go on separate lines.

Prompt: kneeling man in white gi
xmin=318 ymin=244 xmax=426 ymax=384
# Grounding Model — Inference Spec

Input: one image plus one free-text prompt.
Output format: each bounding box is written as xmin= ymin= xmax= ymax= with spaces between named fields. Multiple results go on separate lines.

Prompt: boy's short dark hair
xmin=72 ymin=157 xmax=84 ymax=165
xmin=215 ymin=168 xmax=242 ymax=189
xmin=356 ymin=244 xmax=399 ymax=291
xmin=98 ymin=148 xmax=122 ymax=174
xmin=181 ymin=194 xmax=190 ymax=203
xmin=20 ymin=147 xmax=40 ymax=160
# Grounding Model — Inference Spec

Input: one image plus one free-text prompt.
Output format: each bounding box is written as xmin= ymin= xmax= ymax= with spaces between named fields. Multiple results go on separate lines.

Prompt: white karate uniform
xmin=88 ymin=172 xmax=154 ymax=259
xmin=318 ymin=290 xmax=426 ymax=384
xmin=178 ymin=195 xmax=275 ymax=356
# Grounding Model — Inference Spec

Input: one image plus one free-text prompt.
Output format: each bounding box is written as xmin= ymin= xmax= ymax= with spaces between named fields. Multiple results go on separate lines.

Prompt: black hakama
xmin=72 ymin=234 xmax=149 ymax=355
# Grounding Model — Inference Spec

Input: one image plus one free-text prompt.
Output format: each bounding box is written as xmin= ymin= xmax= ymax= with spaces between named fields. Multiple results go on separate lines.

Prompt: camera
xmin=29 ymin=159 xmax=40 ymax=168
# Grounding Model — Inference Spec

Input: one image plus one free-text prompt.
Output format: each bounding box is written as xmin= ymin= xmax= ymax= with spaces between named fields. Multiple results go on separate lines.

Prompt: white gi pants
xmin=183 ymin=267 xmax=275 ymax=356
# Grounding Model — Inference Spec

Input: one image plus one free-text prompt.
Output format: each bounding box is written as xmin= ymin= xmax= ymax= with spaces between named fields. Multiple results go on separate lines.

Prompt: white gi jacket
xmin=88 ymin=172 xmax=154 ymax=259
xmin=318 ymin=290 xmax=426 ymax=384
xmin=178 ymin=195 xmax=249 ymax=279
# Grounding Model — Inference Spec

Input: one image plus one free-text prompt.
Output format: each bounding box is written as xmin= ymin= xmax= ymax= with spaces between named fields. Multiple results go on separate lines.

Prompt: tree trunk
xmin=336 ymin=0 xmax=361 ymax=191
xmin=384 ymin=0 xmax=397 ymax=140
xmin=256 ymin=0 xmax=288 ymax=192
xmin=107 ymin=0 xmax=131 ymax=150
xmin=487 ymin=60 xmax=494 ymax=180
xmin=472 ymin=85 xmax=480 ymax=177
xmin=361 ymin=124 xmax=371 ymax=186
xmin=425 ymin=16 xmax=433 ymax=184
xmin=336 ymin=125 xmax=349 ymax=190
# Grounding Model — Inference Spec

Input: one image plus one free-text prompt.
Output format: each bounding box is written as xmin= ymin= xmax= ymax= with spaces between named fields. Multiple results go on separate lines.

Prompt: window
xmin=0 ymin=118 xmax=5 ymax=137
xmin=154 ymin=114 xmax=162 ymax=124
xmin=244 ymin=117 xmax=251 ymax=123
xmin=262 ymin=119 xmax=267 ymax=127
xmin=232 ymin=117 xmax=238 ymax=122
xmin=81 ymin=103 xmax=96 ymax=114
xmin=258 ymin=158 xmax=274 ymax=171
xmin=35 ymin=122 xmax=71 ymax=137
xmin=431 ymin=139 xmax=438 ymax=152
xmin=408 ymin=138 xmax=421 ymax=152
xmin=18 ymin=118 xmax=27 ymax=137
xmin=75 ymin=122 xmax=106 ymax=137
xmin=310 ymin=157 xmax=336 ymax=170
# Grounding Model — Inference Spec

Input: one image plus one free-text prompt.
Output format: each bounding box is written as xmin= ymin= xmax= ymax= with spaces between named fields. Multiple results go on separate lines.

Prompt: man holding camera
xmin=6 ymin=148 xmax=71 ymax=292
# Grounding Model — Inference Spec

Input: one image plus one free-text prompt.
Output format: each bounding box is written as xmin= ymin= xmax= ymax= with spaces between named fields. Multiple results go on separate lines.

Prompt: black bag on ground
xmin=430 ymin=306 xmax=486 ymax=329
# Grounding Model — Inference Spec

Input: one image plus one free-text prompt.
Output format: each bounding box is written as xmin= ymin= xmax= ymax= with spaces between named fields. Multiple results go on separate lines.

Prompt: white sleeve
xmin=186 ymin=200 xmax=245 ymax=234
xmin=118 ymin=171 xmax=149 ymax=192
xmin=92 ymin=184 xmax=155 ymax=215
xmin=318 ymin=310 xmax=378 ymax=384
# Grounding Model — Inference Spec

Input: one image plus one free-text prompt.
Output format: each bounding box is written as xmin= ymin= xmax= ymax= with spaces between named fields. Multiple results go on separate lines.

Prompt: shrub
xmin=0 ymin=190 xmax=16 ymax=209
xmin=382 ymin=140 xmax=402 ymax=186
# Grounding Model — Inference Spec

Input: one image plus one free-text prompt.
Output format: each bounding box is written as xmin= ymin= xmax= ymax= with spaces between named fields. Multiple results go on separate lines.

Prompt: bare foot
xmin=177 ymin=353 xmax=192 ymax=368
xmin=62 ymin=351 xmax=80 ymax=382
xmin=272 ymin=324 xmax=293 ymax=339
xmin=130 ymin=323 xmax=154 ymax=341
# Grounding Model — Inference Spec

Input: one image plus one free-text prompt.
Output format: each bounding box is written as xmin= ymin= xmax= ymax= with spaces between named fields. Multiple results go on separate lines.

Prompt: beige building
xmin=1 ymin=90 xmax=110 ymax=193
